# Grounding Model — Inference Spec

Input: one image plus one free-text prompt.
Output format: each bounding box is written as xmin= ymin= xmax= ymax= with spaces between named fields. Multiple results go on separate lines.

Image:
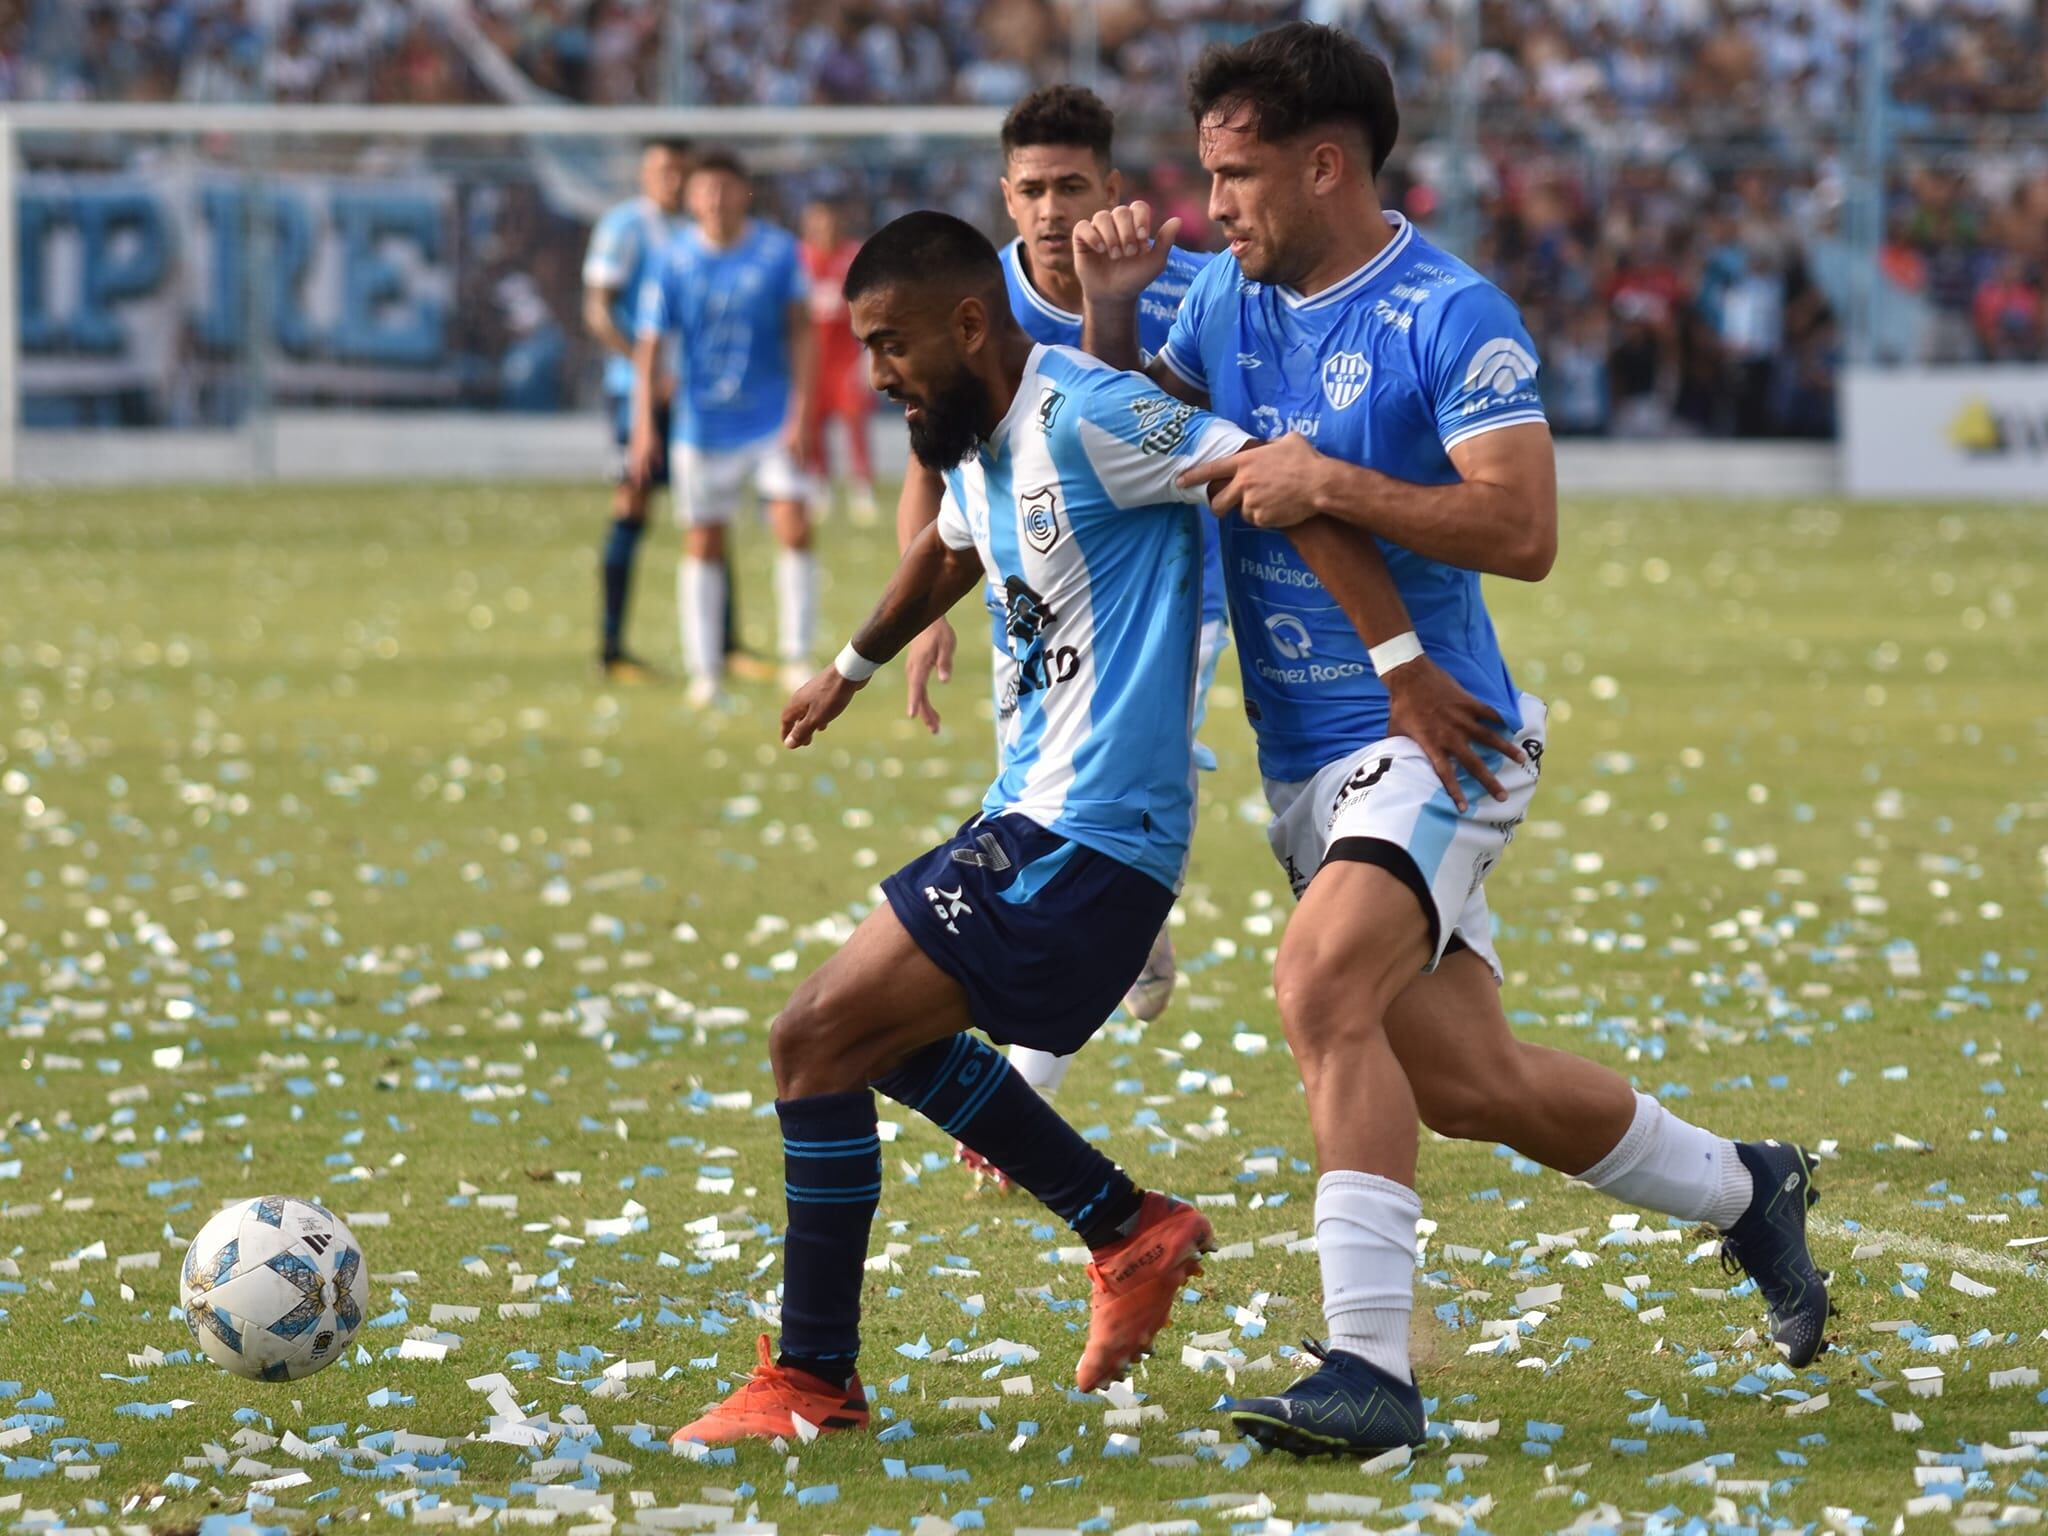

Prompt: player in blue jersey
xmin=582 ymin=139 xmax=688 ymax=682
xmin=672 ymin=213 xmax=1248 ymax=1447
xmin=631 ymin=149 xmax=818 ymax=708
xmin=1075 ymin=23 xmax=1829 ymax=1455
xmin=892 ymin=88 xmax=1217 ymax=1149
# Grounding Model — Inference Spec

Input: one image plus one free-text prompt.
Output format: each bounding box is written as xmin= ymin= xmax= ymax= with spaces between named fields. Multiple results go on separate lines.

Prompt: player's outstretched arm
xmin=781 ymin=524 xmax=984 ymax=749
xmin=894 ymin=460 xmax=957 ymax=733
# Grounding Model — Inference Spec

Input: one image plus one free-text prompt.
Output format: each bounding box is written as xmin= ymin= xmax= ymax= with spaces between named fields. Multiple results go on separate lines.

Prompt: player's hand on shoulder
xmin=1073 ymin=200 xmax=1183 ymax=305
xmin=902 ymin=618 xmax=955 ymax=736
xmin=1176 ymin=432 xmax=1324 ymax=528
xmin=780 ymin=666 xmax=862 ymax=750
xmin=1382 ymin=655 xmax=1525 ymax=812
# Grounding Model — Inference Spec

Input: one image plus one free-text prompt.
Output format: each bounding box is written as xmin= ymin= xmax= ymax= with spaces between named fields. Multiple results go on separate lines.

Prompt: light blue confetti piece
xmin=795 ymin=1483 xmax=837 ymax=1507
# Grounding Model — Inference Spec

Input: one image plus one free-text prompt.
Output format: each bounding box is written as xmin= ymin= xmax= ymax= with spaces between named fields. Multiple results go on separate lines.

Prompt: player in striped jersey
xmin=673 ymin=213 xmax=1246 ymax=1446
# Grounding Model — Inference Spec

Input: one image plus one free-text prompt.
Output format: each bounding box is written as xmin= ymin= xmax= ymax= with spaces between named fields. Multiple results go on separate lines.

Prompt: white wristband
xmin=1368 ymin=631 xmax=1424 ymax=677
xmin=833 ymin=642 xmax=880 ymax=683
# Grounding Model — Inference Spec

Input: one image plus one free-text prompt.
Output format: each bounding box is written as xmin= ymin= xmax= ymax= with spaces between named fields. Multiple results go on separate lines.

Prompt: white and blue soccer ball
xmin=179 ymin=1196 xmax=368 ymax=1381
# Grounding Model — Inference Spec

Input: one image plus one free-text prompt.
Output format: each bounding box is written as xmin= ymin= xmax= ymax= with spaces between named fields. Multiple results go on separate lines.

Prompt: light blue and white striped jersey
xmin=998 ymin=238 xmax=1227 ymax=628
xmin=583 ymin=196 xmax=677 ymax=398
xmin=635 ymin=219 xmax=808 ymax=450
xmin=1158 ymin=213 xmax=1546 ymax=782
xmin=936 ymin=344 xmax=1252 ymax=891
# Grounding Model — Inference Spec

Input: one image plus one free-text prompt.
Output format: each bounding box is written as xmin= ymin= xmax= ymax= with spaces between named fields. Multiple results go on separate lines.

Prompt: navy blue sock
xmin=600 ymin=518 xmax=644 ymax=659
xmin=874 ymin=1035 xmax=1142 ymax=1249
xmin=774 ymin=1089 xmax=881 ymax=1388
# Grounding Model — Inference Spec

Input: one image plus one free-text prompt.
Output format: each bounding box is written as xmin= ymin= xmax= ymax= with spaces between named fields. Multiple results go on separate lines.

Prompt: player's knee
xmin=686 ymin=525 xmax=724 ymax=561
xmin=767 ymin=983 xmax=836 ymax=1091
xmin=1272 ymin=942 xmax=1396 ymax=1064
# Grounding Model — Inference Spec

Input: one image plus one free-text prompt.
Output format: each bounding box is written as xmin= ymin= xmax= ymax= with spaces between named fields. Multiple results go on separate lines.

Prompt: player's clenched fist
xmin=781 ymin=667 xmax=863 ymax=749
xmin=1072 ymin=200 xmax=1184 ymax=304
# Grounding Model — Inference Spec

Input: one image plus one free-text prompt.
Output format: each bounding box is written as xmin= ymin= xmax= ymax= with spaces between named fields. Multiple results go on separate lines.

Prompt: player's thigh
xmin=754 ymin=441 xmax=815 ymax=520
xmin=674 ymin=443 xmax=746 ymax=530
xmin=1274 ymin=857 xmax=1433 ymax=1053
xmin=771 ymin=901 xmax=976 ymax=1096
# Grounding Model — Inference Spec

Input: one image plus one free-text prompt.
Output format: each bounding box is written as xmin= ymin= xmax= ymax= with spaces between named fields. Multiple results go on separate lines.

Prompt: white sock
xmin=775 ymin=547 xmax=818 ymax=664
xmin=1008 ymin=1045 xmax=1072 ymax=1099
xmin=1577 ymin=1091 xmax=1753 ymax=1229
xmin=1315 ymin=1170 xmax=1420 ymax=1382
xmin=680 ymin=556 xmax=727 ymax=684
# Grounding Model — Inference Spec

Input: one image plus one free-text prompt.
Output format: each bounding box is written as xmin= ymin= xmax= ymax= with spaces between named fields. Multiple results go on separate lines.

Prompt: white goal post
xmin=0 ymin=102 xmax=1008 ymax=486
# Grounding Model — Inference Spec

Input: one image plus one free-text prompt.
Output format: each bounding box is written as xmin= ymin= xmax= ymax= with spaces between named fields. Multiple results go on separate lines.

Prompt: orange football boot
xmin=1075 ymin=1192 xmax=1215 ymax=1391
xmin=955 ymin=1141 xmax=1014 ymax=1192
xmin=671 ymin=1334 xmax=870 ymax=1446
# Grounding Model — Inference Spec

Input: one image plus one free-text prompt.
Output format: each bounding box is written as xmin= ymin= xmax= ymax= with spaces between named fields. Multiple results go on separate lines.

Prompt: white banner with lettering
xmin=1843 ymin=367 xmax=2048 ymax=501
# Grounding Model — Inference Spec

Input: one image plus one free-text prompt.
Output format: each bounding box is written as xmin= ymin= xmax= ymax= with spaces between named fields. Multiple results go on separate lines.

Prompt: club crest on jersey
xmin=1020 ymin=486 xmax=1062 ymax=555
xmin=1322 ymin=351 xmax=1372 ymax=411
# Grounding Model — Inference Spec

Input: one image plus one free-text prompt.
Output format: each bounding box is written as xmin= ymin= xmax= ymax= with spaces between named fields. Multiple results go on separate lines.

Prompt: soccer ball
xmin=179 ymin=1196 xmax=368 ymax=1381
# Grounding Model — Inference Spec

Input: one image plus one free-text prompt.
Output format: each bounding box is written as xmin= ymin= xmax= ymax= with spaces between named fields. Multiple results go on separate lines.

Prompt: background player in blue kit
xmin=631 ymin=149 xmax=818 ymax=707
xmin=582 ymin=139 xmax=688 ymax=681
xmin=671 ymin=213 xmax=1250 ymax=1446
xmin=894 ymin=87 xmax=1218 ymax=1145
xmin=1076 ymin=22 xmax=1829 ymax=1455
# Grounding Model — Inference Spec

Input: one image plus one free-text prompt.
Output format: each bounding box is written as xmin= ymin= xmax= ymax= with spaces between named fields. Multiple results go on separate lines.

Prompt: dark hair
xmin=1000 ymin=83 xmax=1116 ymax=165
xmin=691 ymin=146 xmax=746 ymax=180
xmin=1187 ymin=22 xmax=1399 ymax=177
xmin=643 ymin=137 xmax=693 ymax=160
xmin=843 ymin=210 xmax=1002 ymax=304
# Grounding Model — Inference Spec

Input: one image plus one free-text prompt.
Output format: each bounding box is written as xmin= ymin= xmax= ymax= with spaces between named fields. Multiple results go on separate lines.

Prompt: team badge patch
xmin=1464 ymin=337 xmax=1538 ymax=397
xmin=1321 ymin=350 xmax=1372 ymax=410
xmin=1020 ymin=486 xmax=1061 ymax=554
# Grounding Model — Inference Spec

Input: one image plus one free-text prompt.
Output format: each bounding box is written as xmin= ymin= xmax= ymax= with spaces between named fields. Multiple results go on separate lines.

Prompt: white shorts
xmin=673 ymin=435 xmax=812 ymax=526
xmin=1263 ymin=692 xmax=1547 ymax=983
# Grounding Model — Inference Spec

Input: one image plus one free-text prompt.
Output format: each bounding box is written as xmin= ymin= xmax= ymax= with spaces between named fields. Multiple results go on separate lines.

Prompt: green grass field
xmin=2 ymin=482 xmax=2044 ymax=1536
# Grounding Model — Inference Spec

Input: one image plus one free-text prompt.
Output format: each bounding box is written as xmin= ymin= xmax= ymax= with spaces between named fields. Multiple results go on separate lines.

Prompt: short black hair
xmin=1000 ymin=83 xmax=1115 ymax=165
xmin=844 ymin=211 xmax=1002 ymax=305
xmin=1187 ymin=22 xmax=1399 ymax=178
xmin=691 ymin=146 xmax=746 ymax=180
xmin=643 ymin=137 xmax=693 ymax=160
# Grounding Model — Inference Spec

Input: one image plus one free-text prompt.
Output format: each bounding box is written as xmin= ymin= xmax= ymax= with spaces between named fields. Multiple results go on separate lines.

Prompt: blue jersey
xmin=636 ymin=220 xmax=808 ymax=450
xmin=936 ymin=344 xmax=1252 ymax=890
xmin=583 ymin=196 xmax=676 ymax=398
xmin=999 ymin=238 xmax=1227 ymax=628
xmin=1157 ymin=213 xmax=1545 ymax=782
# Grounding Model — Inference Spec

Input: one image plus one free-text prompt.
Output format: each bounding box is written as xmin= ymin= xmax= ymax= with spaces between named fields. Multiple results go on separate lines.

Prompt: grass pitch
xmin=1 ymin=482 xmax=2044 ymax=1535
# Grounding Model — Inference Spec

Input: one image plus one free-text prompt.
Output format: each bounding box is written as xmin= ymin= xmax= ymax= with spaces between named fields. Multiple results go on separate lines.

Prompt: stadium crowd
xmin=3 ymin=0 xmax=2041 ymax=432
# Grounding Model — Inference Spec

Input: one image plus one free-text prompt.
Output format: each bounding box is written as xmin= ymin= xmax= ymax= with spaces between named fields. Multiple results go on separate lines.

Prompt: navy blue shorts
xmin=609 ymin=394 xmax=671 ymax=487
xmin=882 ymin=814 xmax=1176 ymax=1056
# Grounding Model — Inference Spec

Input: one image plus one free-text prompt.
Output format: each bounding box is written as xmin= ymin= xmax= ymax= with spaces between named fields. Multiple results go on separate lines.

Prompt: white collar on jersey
xmin=1005 ymin=239 xmax=1084 ymax=327
xmin=981 ymin=342 xmax=1048 ymax=456
xmin=1275 ymin=212 xmax=1414 ymax=310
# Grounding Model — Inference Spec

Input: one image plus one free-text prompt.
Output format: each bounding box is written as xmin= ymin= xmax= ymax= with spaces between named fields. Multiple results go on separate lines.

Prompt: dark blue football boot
xmin=1226 ymin=1340 xmax=1426 ymax=1458
xmin=1718 ymin=1139 xmax=1831 ymax=1367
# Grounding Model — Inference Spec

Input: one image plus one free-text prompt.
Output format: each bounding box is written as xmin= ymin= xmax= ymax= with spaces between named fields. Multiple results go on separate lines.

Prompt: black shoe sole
xmin=1229 ymin=1408 xmax=1419 ymax=1460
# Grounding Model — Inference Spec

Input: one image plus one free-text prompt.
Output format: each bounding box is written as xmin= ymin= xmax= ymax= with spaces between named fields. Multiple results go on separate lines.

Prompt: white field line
xmin=1813 ymin=1217 xmax=2047 ymax=1281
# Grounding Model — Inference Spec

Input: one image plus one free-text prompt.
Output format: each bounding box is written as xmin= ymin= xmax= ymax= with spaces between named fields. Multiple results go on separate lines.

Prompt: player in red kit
xmin=800 ymin=200 xmax=879 ymax=524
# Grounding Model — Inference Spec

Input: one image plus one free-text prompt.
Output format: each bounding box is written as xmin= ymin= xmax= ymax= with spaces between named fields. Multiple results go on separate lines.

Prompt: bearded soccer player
xmin=671 ymin=212 xmax=1252 ymax=1445
xmin=895 ymin=86 xmax=1219 ymax=1153
xmin=1075 ymin=23 xmax=1828 ymax=1455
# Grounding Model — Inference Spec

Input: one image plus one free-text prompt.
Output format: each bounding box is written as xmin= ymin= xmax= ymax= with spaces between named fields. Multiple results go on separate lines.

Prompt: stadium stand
xmin=2 ymin=0 xmax=2041 ymax=435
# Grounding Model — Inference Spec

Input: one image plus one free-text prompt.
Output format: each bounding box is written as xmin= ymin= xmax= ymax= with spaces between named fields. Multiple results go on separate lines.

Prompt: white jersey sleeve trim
xmin=935 ymin=486 xmax=976 ymax=550
xmin=1075 ymin=413 xmax=1252 ymax=510
xmin=1156 ymin=340 xmax=1205 ymax=391
xmin=1440 ymin=410 xmax=1549 ymax=453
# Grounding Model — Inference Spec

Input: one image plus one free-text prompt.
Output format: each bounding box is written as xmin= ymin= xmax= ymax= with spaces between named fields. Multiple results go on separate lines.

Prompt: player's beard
xmin=905 ymin=363 xmax=993 ymax=470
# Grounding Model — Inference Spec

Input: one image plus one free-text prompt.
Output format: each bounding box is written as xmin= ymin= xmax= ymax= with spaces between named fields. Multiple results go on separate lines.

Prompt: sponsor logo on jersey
xmin=1037 ymin=388 xmax=1065 ymax=431
xmin=1250 ymin=404 xmax=1321 ymax=440
xmin=1236 ymin=352 xmax=1264 ymax=370
xmin=1003 ymin=575 xmax=1056 ymax=644
xmin=1321 ymin=351 xmax=1372 ymax=410
xmin=1131 ymin=394 xmax=1199 ymax=455
xmin=1464 ymin=337 xmax=1539 ymax=398
xmin=1020 ymin=486 xmax=1062 ymax=555
xmin=1371 ymin=298 xmax=1415 ymax=332
xmin=950 ymin=831 xmax=1013 ymax=872
xmin=1015 ymin=644 xmax=1083 ymax=698
xmin=1265 ymin=612 xmax=1314 ymax=660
